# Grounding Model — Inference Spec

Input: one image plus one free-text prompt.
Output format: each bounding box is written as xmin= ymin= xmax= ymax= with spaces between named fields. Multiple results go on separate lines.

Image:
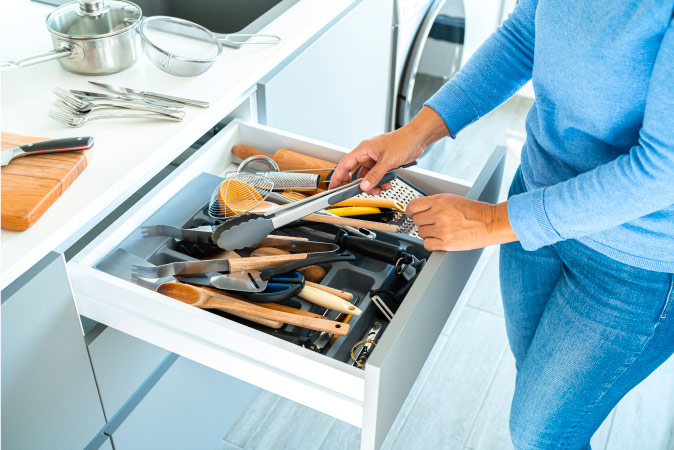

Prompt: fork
xmin=54 ymin=99 xmax=185 ymax=118
xmin=69 ymin=89 xmax=182 ymax=108
xmin=53 ymin=87 xmax=184 ymax=117
xmin=49 ymin=109 xmax=183 ymax=127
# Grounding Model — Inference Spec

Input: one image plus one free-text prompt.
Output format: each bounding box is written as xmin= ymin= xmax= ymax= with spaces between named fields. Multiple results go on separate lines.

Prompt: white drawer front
xmin=68 ymin=119 xmax=505 ymax=449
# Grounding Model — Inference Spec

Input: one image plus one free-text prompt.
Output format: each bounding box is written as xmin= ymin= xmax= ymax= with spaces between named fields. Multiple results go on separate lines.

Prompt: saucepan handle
xmin=1 ymin=48 xmax=73 ymax=71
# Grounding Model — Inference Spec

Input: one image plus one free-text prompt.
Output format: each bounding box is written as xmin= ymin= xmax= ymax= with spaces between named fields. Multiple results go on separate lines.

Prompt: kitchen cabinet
xmin=109 ymin=356 xmax=259 ymax=450
xmin=260 ymin=0 xmax=392 ymax=149
xmin=1 ymin=252 xmax=106 ymax=450
xmin=65 ymin=119 xmax=505 ymax=449
xmin=87 ymin=326 xmax=170 ymax=418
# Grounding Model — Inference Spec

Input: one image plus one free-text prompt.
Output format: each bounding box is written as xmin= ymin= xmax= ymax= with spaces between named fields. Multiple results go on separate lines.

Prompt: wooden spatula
xmin=157 ymin=282 xmax=349 ymax=335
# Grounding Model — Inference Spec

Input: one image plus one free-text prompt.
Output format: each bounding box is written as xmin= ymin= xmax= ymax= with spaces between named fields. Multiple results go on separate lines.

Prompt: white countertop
xmin=0 ymin=0 xmax=359 ymax=289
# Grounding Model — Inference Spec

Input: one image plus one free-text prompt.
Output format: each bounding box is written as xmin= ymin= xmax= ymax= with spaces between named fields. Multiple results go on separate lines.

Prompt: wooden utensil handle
xmin=205 ymin=292 xmax=349 ymax=335
xmin=228 ymin=253 xmax=307 ymax=272
xmin=160 ymin=283 xmax=284 ymax=328
xmin=301 ymin=214 xmax=400 ymax=233
xmin=257 ymin=302 xmax=329 ymax=319
xmin=304 ymin=281 xmax=353 ymax=301
xmin=298 ymin=285 xmax=362 ymax=316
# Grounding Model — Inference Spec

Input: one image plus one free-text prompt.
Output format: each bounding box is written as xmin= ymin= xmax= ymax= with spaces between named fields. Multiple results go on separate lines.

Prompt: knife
xmin=1 ymin=136 xmax=94 ymax=166
xmin=89 ymin=81 xmax=210 ymax=108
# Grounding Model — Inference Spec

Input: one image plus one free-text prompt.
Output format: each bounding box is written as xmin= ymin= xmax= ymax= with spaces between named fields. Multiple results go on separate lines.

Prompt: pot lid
xmin=46 ymin=0 xmax=142 ymax=39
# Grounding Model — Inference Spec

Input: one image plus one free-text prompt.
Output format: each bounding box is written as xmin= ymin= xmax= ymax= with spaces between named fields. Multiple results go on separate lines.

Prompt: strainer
xmin=208 ymin=173 xmax=274 ymax=220
xmin=139 ymin=16 xmax=281 ymax=77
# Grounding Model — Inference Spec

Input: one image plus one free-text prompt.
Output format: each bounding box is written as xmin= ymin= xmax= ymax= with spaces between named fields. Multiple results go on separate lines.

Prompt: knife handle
xmin=142 ymin=91 xmax=210 ymax=108
xmin=19 ymin=137 xmax=94 ymax=155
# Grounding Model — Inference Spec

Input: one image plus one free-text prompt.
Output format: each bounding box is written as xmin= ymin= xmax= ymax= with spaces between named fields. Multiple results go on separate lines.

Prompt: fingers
xmin=329 ymin=147 xmax=376 ymax=189
xmin=406 ymin=197 xmax=432 ymax=216
xmin=422 ymin=238 xmax=444 ymax=252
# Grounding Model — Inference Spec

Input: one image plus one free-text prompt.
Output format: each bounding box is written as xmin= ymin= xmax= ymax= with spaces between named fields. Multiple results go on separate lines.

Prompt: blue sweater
xmin=426 ymin=0 xmax=674 ymax=272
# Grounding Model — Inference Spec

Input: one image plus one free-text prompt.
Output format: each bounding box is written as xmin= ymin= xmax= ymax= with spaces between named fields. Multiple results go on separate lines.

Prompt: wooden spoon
xmin=251 ymin=247 xmax=326 ymax=282
xmin=157 ymin=282 xmax=349 ymax=336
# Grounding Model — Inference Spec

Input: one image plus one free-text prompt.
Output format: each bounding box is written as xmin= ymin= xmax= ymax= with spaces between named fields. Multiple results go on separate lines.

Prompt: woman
xmin=329 ymin=1 xmax=674 ymax=448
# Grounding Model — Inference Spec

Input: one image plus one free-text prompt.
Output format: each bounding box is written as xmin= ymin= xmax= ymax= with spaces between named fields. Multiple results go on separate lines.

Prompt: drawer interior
xmin=94 ymin=169 xmax=431 ymax=368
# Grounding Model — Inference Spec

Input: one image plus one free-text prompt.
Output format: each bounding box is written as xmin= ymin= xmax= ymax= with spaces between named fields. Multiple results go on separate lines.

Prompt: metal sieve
xmin=139 ymin=16 xmax=280 ymax=77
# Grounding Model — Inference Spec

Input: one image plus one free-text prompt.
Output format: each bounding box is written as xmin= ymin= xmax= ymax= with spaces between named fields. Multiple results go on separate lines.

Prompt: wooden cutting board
xmin=1 ymin=132 xmax=91 ymax=231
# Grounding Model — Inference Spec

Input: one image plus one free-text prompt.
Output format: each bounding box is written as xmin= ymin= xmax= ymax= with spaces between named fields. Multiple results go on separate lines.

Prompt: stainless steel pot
xmin=1 ymin=0 xmax=142 ymax=75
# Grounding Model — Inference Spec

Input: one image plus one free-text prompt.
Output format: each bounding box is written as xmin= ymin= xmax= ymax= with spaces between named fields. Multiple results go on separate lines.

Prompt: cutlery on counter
xmin=53 ymin=87 xmax=184 ymax=117
xmin=48 ymin=110 xmax=183 ymax=127
xmin=69 ymin=90 xmax=182 ymax=108
xmin=1 ymin=136 xmax=93 ymax=166
xmin=89 ymin=81 xmax=210 ymax=108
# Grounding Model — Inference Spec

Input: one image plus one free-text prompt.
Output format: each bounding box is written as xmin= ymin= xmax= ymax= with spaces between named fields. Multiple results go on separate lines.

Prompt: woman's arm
xmin=425 ymin=0 xmax=538 ymax=137
xmin=509 ymin=18 xmax=674 ymax=250
xmin=330 ymin=0 xmax=539 ymax=191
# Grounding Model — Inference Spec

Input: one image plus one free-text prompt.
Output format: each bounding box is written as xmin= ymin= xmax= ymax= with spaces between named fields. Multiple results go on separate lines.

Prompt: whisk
xmin=208 ymin=173 xmax=274 ymax=219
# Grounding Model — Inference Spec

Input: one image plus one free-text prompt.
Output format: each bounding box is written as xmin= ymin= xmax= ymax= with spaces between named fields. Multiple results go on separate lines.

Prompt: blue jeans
xmin=499 ymin=168 xmax=674 ymax=450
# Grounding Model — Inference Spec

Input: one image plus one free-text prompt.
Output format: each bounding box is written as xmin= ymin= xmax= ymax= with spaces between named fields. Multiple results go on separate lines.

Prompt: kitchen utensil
xmin=207 ymin=173 xmax=274 ymax=219
xmin=1 ymin=136 xmax=93 ymax=167
xmin=48 ymin=109 xmax=183 ymax=127
xmin=53 ymin=87 xmax=185 ymax=117
xmin=325 ymin=206 xmax=381 ymax=217
xmin=1 ymin=132 xmax=91 ymax=230
xmin=293 ymin=214 xmax=399 ymax=232
xmin=156 ymin=282 xmax=349 ymax=336
xmin=185 ymin=270 xmax=361 ymax=315
xmin=89 ymin=81 xmax=210 ymax=108
xmin=95 ymin=248 xmax=283 ymax=327
xmin=69 ymin=89 xmax=181 ymax=107
xmin=209 ymin=253 xmax=355 ymax=292
xmin=1 ymin=0 xmax=142 ymax=75
xmin=255 ymin=172 xmax=320 ymax=191
xmin=132 ymin=252 xmax=309 ymax=278
xmin=358 ymin=177 xmax=427 ymax=238
xmin=212 ymin=172 xmax=397 ymax=250
xmin=250 ymin=247 xmax=327 ymax=283
xmin=231 ymin=145 xmax=336 ymax=182
xmin=331 ymin=197 xmax=406 ymax=213
xmin=334 ymin=230 xmax=417 ymax=274
xmin=240 ymin=271 xmax=304 ymax=303
xmin=138 ymin=16 xmax=281 ymax=77
xmin=236 ymin=155 xmax=280 ymax=173
xmin=351 ymin=322 xmax=383 ymax=368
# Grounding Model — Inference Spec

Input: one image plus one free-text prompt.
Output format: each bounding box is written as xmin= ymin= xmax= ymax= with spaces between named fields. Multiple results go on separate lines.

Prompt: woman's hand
xmin=407 ymin=194 xmax=518 ymax=251
xmin=329 ymin=107 xmax=450 ymax=193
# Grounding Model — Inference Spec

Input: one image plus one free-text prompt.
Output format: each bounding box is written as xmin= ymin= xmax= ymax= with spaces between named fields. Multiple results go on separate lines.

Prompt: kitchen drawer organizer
xmin=68 ymin=120 xmax=505 ymax=450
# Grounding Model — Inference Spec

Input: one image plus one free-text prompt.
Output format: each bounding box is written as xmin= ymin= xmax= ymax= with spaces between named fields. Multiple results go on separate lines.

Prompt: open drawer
xmin=68 ymin=120 xmax=505 ymax=450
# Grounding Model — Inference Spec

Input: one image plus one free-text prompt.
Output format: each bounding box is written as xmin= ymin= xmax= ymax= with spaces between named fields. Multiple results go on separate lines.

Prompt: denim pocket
xmin=660 ymin=275 xmax=674 ymax=320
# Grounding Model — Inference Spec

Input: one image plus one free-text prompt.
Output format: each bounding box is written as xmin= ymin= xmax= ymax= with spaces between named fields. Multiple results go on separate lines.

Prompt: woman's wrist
xmin=488 ymin=201 xmax=518 ymax=245
xmin=402 ymin=106 xmax=451 ymax=152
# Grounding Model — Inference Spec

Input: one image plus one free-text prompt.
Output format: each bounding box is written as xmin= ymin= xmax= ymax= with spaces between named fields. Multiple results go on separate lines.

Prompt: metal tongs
xmin=213 ymin=171 xmax=398 ymax=250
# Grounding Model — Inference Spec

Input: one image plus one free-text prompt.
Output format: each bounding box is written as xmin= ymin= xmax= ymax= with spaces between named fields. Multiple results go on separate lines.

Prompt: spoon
xmin=157 ymin=282 xmax=349 ymax=336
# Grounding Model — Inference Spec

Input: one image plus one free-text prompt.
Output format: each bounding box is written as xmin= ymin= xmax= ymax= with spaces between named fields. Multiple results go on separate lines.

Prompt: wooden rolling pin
xmin=157 ymin=282 xmax=349 ymax=335
xmin=232 ymin=145 xmax=335 ymax=182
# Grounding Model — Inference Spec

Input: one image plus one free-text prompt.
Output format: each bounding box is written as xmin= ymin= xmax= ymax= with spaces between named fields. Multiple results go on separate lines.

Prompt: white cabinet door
xmin=2 ymin=252 xmax=106 ymax=450
xmin=261 ymin=0 xmax=393 ymax=149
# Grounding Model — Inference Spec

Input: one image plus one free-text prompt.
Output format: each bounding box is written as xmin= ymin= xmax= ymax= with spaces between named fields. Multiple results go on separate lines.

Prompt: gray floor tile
xmin=239 ymin=397 xmax=335 ymax=450
xmin=385 ymin=307 xmax=508 ymax=450
xmin=604 ymin=355 xmax=674 ymax=450
xmin=465 ymin=349 xmax=515 ymax=450
xmin=467 ymin=249 xmax=504 ymax=317
xmin=317 ymin=419 xmax=361 ymax=450
xmin=224 ymin=390 xmax=280 ymax=448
